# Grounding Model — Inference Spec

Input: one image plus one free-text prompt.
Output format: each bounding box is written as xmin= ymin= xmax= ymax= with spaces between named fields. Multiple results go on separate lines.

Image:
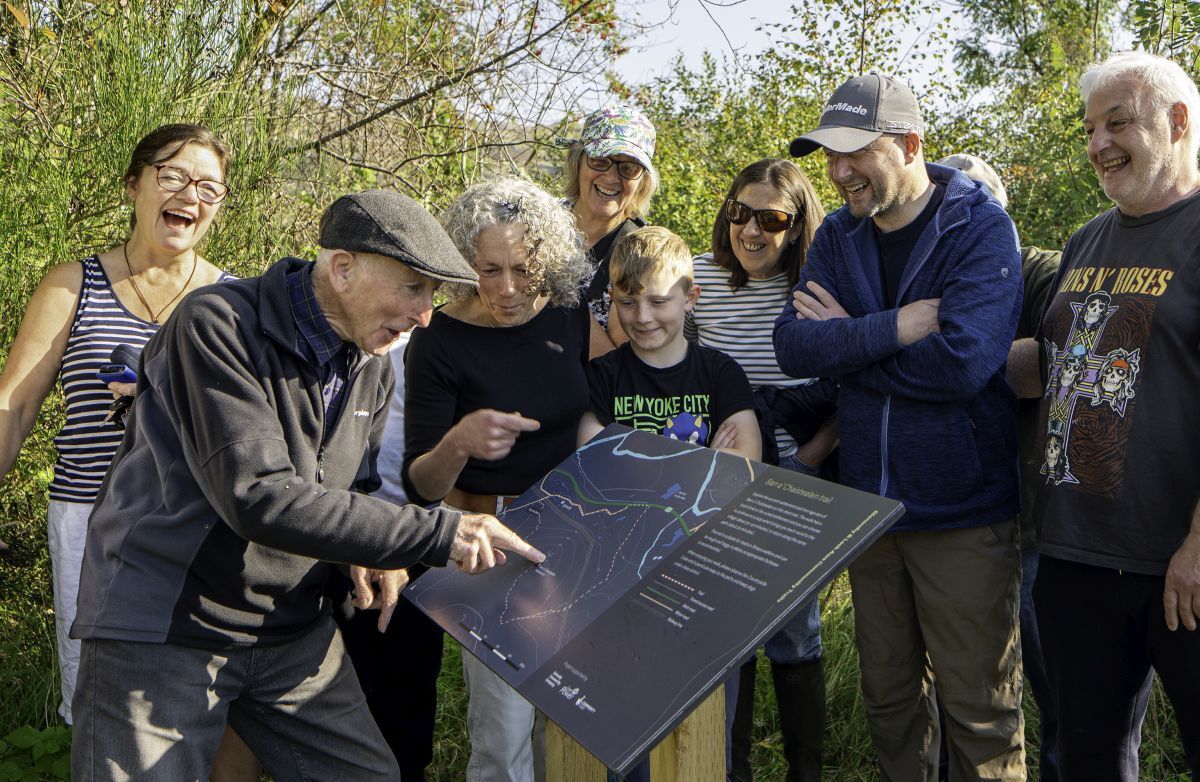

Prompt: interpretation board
xmin=406 ymin=424 xmax=904 ymax=774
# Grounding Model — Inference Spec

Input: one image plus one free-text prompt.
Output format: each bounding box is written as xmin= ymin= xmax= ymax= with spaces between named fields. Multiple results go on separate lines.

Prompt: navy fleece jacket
xmin=773 ymin=164 xmax=1022 ymax=531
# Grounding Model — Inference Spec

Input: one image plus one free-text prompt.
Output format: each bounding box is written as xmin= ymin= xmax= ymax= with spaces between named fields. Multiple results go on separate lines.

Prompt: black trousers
xmin=1034 ymin=555 xmax=1200 ymax=781
xmin=331 ymin=568 xmax=446 ymax=781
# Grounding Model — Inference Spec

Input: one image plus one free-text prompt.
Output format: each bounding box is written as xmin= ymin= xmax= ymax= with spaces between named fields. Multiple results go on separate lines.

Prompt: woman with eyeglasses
xmin=685 ymin=158 xmax=836 ymax=782
xmin=0 ymin=123 xmax=258 ymax=778
xmin=560 ymin=104 xmax=660 ymax=354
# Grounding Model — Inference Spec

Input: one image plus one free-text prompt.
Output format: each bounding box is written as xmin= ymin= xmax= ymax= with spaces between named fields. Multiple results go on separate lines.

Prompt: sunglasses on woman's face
xmin=585 ymin=155 xmax=645 ymax=181
xmin=724 ymin=199 xmax=796 ymax=233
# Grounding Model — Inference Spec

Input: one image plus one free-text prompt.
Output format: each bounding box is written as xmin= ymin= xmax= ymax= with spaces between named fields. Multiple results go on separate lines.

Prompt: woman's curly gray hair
xmin=440 ymin=177 xmax=589 ymax=307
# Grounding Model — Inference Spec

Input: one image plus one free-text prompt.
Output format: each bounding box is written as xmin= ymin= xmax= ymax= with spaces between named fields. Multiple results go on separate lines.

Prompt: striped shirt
xmin=685 ymin=253 xmax=815 ymax=458
xmin=50 ymin=256 xmax=232 ymax=502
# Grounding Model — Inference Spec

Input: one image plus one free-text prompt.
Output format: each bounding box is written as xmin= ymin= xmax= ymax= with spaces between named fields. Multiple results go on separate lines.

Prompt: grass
xmin=0 ymin=522 xmax=59 ymax=733
xmin=418 ymin=573 xmax=1190 ymax=781
xmin=1 ymin=508 xmax=1191 ymax=780
xmin=0 ymin=403 xmax=63 ymax=737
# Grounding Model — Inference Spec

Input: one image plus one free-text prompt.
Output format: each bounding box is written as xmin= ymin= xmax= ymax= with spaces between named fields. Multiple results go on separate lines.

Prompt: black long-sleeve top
xmin=402 ymin=304 xmax=590 ymax=505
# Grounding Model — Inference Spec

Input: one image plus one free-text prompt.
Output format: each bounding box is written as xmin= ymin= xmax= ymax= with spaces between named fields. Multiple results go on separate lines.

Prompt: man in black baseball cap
xmin=71 ymin=189 xmax=544 ymax=780
xmin=774 ymin=75 xmax=1027 ymax=780
xmin=790 ymin=74 xmax=933 ymax=230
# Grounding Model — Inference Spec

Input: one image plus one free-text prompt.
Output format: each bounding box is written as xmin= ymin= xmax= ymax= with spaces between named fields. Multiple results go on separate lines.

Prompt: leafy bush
xmin=0 ymin=725 xmax=71 ymax=781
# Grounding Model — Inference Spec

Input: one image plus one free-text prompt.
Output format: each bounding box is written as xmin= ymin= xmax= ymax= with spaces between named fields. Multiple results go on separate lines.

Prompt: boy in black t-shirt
xmin=578 ymin=226 xmax=759 ymax=780
xmin=578 ymin=225 xmax=760 ymax=461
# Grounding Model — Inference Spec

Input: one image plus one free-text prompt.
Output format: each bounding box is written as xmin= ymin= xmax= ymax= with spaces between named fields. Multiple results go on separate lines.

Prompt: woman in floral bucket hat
xmin=559 ymin=104 xmax=660 ymax=354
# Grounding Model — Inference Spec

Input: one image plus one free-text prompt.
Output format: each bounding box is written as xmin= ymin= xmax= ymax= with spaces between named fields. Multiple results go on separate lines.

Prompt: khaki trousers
xmin=849 ymin=519 xmax=1025 ymax=781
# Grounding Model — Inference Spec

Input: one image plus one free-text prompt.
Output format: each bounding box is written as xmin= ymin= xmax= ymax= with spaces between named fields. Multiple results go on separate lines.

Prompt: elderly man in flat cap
xmin=69 ymin=190 xmax=544 ymax=781
xmin=773 ymin=75 xmax=1026 ymax=780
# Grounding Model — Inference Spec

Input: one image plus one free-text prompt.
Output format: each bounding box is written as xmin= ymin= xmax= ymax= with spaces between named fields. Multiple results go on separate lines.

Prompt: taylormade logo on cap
xmin=789 ymin=74 xmax=924 ymax=157
xmin=824 ymin=102 xmax=869 ymax=116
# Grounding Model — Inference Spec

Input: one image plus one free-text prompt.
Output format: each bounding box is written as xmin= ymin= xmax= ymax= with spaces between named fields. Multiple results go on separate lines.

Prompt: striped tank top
xmin=684 ymin=253 xmax=815 ymax=458
xmin=50 ymin=256 xmax=232 ymax=502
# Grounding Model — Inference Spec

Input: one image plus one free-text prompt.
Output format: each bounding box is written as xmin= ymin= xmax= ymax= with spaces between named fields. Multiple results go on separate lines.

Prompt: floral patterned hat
xmin=561 ymin=104 xmax=657 ymax=174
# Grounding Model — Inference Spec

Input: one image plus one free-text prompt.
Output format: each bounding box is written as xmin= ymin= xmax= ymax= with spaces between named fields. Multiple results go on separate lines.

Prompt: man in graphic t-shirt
xmin=1014 ymin=51 xmax=1200 ymax=779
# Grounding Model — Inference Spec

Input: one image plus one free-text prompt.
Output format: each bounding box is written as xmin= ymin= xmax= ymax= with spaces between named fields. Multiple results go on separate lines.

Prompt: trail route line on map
xmin=405 ymin=427 xmax=755 ymax=683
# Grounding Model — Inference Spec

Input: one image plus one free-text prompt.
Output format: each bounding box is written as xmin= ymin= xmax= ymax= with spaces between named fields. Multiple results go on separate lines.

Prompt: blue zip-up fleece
xmin=774 ymin=164 xmax=1022 ymax=531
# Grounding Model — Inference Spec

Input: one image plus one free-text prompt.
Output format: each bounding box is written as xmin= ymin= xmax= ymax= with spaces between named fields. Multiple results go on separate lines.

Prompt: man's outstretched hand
xmin=350 ymin=565 xmax=410 ymax=632
xmin=450 ymin=513 xmax=545 ymax=575
xmin=350 ymin=515 xmax=544 ymax=631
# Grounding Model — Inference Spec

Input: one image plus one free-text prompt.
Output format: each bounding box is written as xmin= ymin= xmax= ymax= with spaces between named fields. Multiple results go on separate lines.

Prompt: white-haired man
xmin=1026 ymin=51 xmax=1200 ymax=779
xmin=70 ymin=190 xmax=544 ymax=780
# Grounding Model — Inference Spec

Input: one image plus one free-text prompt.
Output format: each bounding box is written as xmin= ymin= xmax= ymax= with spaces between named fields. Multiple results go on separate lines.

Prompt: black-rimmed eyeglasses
xmin=154 ymin=164 xmax=230 ymax=204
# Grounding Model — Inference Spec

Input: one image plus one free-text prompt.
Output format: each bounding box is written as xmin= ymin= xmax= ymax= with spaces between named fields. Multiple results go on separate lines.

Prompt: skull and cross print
xmin=1039 ymin=264 xmax=1170 ymax=489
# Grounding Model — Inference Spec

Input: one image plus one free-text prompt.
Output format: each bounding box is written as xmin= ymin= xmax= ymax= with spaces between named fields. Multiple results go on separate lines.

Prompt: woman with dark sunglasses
xmin=685 ymin=158 xmax=836 ymax=782
xmin=559 ymin=104 xmax=660 ymax=355
xmin=0 ymin=124 xmax=260 ymax=780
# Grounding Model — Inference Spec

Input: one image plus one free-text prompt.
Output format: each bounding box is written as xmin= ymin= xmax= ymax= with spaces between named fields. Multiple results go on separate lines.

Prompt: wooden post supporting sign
xmin=544 ymin=687 xmax=725 ymax=782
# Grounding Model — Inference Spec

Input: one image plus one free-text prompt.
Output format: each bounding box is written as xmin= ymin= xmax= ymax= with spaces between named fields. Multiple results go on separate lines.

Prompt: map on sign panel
xmin=404 ymin=424 xmax=756 ymax=687
xmin=408 ymin=423 xmax=904 ymax=773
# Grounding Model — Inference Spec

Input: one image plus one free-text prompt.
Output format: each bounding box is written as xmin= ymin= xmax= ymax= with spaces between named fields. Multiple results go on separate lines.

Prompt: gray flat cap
xmin=319 ymin=190 xmax=478 ymax=285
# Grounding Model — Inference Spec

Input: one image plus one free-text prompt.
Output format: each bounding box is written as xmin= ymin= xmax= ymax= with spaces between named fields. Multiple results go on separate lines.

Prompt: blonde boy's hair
xmin=609 ymin=226 xmax=693 ymax=295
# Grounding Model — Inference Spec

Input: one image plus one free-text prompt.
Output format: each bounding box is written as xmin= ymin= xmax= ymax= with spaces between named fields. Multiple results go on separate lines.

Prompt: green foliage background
xmin=2 ymin=0 xmax=1198 ymax=777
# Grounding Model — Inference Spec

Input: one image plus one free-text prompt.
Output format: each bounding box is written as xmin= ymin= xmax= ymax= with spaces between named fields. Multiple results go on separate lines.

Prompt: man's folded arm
xmin=845 ymin=215 xmax=1023 ymax=401
xmin=773 ymin=230 xmax=904 ymax=378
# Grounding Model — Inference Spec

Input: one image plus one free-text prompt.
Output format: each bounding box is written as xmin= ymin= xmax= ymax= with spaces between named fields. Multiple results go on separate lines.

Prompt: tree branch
xmin=285 ymin=0 xmax=600 ymax=157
